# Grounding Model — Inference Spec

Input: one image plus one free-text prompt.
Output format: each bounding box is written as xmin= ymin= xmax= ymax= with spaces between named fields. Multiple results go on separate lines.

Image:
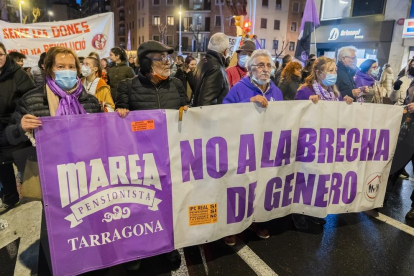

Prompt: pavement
xmin=2 ymin=166 xmax=414 ymax=276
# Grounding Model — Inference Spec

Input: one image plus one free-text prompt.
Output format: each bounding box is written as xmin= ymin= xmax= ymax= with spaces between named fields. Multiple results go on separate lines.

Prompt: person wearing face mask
xmin=115 ymin=40 xmax=187 ymax=271
xmin=391 ymin=59 xmax=414 ymax=106
xmin=225 ymin=40 xmax=256 ymax=88
xmin=293 ymin=57 xmax=352 ymax=231
xmin=81 ymin=57 xmax=115 ymax=112
xmin=0 ymin=43 xmax=35 ymax=211
xmin=278 ymin=61 xmax=303 ymax=100
xmin=354 ymin=59 xmax=383 ymax=103
xmin=192 ymin=32 xmax=230 ymax=107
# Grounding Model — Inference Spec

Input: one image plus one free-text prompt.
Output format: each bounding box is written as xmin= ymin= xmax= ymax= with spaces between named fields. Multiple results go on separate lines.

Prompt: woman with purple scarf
xmin=6 ymin=47 xmax=101 ymax=146
xmin=354 ymin=59 xmax=383 ymax=103
xmin=295 ymin=56 xmax=354 ymax=105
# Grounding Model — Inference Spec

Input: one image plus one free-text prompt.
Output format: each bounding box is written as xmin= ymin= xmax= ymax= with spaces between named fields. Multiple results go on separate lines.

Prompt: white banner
xmin=166 ymin=101 xmax=402 ymax=248
xmin=0 ymin=12 xmax=114 ymax=67
xmin=228 ymin=35 xmax=242 ymax=57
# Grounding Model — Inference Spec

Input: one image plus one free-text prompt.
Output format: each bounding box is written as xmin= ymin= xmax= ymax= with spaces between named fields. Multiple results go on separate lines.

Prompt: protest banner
xmin=0 ymin=12 xmax=114 ymax=67
xmin=36 ymin=102 xmax=402 ymax=275
xmin=228 ymin=35 xmax=242 ymax=57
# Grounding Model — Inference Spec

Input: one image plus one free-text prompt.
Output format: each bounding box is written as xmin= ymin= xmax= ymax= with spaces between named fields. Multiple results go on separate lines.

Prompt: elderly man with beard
xmin=116 ymin=40 xmax=189 ymax=117
xmin=221 ymin=49 xmax=283 ymax=246
xmin=115 ymin=40 xmax=187 ymax=271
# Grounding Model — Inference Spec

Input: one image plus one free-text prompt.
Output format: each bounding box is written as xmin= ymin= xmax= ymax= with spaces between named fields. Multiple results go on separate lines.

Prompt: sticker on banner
xmin=364 ymin=173 xmax=382 ymax=201
xmin=188 ymin=203 xmax=218 ymax=226
xmin=131 ymin=120 xmax=155 ymax=132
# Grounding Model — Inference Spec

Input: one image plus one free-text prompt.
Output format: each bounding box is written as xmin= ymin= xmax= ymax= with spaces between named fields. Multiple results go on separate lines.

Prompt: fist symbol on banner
xmin=92 ymin=34 xmax=108 ymax=50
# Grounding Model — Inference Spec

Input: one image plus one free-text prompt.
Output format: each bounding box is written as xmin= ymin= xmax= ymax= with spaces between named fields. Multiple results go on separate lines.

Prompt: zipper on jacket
xmin=150 ymin=82 xmax=161 ymax=109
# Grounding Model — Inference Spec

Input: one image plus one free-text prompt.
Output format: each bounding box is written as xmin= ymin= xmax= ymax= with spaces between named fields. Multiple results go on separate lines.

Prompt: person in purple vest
xmin=295 ymin=56 xmax=354 ymax=105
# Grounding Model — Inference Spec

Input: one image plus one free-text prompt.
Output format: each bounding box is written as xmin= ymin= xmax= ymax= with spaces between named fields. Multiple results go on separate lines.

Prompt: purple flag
xmin=36 ymin=111 xmax=174 ymax=276
xmin=255 ymin=39 xmax=262 ymax=49
xmin=294 ymin=0 xmax=320 ymax=62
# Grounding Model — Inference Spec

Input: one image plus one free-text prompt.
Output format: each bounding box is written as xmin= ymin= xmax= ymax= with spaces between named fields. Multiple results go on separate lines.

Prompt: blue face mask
xmin=322 ymin=73 xmax=337 ymax=87
xmin=238 ymin=55 xmax=248 ymax=68
xmin=54 ymin=70 xmax=78 ymax=90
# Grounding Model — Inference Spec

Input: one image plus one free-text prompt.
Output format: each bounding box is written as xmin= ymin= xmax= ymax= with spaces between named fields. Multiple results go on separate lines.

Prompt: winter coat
xmin=226 ymin=64 xmax=248 ymax=88
xmin=30 ymin=65 xmax=45 ymax=88
xmin=82 ymin=77 xmax=115 ymax=112
xmin=223 ymin=76 xmax=283 ymax=104
xmin=380 ymin=67 xmax=395 ymax=97
xmin=391 ymin=75 xmax=413 ymax=105
xmin=6 ymin=84 xmax=101 ymax=147
xmin=0 ymin=57 xmax=35 ymax=162
xmin=115 ymin=72 xmax=189 ymax=111
xmin=336 ymin=61 xmax=357 ymax=99
xmin=107 ymin=61 xmax=135 ymax=100
xmin=278 ymin=76 xmax=301 ymax=100
xmin=192 ymin=50 xmax=229 ymax=107
xmin=175 ymin=67 xmax=195 ymax=96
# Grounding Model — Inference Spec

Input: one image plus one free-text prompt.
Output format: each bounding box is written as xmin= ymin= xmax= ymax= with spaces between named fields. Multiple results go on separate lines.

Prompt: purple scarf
xmin=46 ymin=77 xmax=86 ymax=116
xmin=354 ymin=71 xmax=375 ymax=88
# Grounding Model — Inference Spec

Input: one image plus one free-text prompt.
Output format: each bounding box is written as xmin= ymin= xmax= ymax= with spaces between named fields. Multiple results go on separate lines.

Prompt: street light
xmin=19 ymin=1 xmax=24 ymax=24
xmin=48 ymin=10 xmax=54 ymax=22
xmin=178 ymin=4 xmax=182 ymax=55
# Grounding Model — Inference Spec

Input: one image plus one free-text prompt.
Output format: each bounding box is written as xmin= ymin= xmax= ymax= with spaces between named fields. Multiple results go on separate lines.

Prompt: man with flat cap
xmin=115 ymin=40 xmax=188 ymax=116
xmin=226 ymin=40 xmax=256 ymax=88
xmin=115 ymin=40 xmax=187 ymax=271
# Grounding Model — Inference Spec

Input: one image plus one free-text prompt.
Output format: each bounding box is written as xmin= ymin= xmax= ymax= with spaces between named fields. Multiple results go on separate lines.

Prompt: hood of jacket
xmin=384 ymin=67 xmax=393 ymax=74
xmin=0 ymin=56 xmax=20 ymax=82
xmin=206 ymin=50 xmax=226 ymax=67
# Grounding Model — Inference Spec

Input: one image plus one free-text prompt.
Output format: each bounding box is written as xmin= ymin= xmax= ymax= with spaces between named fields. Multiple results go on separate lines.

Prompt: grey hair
xmin=207 ymin=33 xmax=229 ymax=54
xmin=337 ymin=46 xmax=357 ymax=61
xmin=246 ymin=49 xmax=275 ymax=72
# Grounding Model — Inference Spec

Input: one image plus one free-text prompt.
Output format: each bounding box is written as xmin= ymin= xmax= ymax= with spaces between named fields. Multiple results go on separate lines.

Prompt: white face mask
xmin=81 ymin=65 xmax=93 ymax=77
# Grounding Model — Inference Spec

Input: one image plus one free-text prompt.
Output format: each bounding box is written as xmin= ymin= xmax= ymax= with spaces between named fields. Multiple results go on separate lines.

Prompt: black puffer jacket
xmin=192 ymin=50 xmax=229 ymax=107
xmin=278 ymin=76 xmax=301 ymax=100
xmin=107 ymin=61 xmax=136 ymax=100
xmin=0 ymin=57 xmax=35 ymax=162
xmin=115 ymin=72 xmax=189 ymax=111
xmin=336 ymin=61 xmax=357 ymax=100
xmin=6 ymin=85 xmax=101 ymax=147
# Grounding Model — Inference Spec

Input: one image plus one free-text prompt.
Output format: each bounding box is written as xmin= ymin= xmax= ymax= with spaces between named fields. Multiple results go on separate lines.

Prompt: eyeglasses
xmin=150 ymin=55 xmax=172 ymax=64
xmin=344 ymin=56 xmax=357 ymax=61
xmin=251 ymin=63 xmax=272 ymax=70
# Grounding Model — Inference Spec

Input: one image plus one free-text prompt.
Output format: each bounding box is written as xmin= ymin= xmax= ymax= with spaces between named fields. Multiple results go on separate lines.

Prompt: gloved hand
xmin=394 ymin=79 xmax=403 ymax=90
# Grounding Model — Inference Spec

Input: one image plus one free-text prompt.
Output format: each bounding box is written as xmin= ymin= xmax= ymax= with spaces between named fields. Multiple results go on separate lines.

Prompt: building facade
xmin=81 ymin=0 xmax=110 ymax=18
xmin=111 ymin=0 xmax=237 ymax=54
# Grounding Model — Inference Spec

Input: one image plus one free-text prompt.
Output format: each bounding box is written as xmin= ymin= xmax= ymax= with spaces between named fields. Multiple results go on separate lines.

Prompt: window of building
xmin=166 ymin=0 xmax=173 ymax=5
xmin=138 ymin=1 xmax=140 ymax=10
xmin=290 ymin=21 xmax=297 ymax=32
xmin=262 ymin=0 xmax=268 ymax=7
xmin=167 ymin=16 xmax=174 ymax=25
xmin=142 ymin=18 xmax=144 ymax=27
xmin=272 ymin=40 xmax=278 ymax=50
xmin=230 ymin=17 xmax=235 ymax=26
xmin=139 ymin=36 xmax=141 ymax=44
xmin=276 ymin=0 xmax=282 ymax=10
xmin=153 ymin=0 xmax=160 ymax=5
xmin=215 ymin=15 xmax=221 ymax=26
xmin=260 ymin=18 xmax=267 ymax=29
xmin=274 ymin=20 xmax=280 ymax=30
xmin=260 ymin=39 xmax=266 ymax=49
xmin=153 ymin=35 xmax=160 ymax=41
xmin=138 ymin=19 xmax=141 ymax=28
xmin=289 ymin=42 xmax=295 ymax=51
xmin=132 ymin=37 xmax=135 ymax=47
xmin=321 ymin=0 xmax=351 ymax=20
xmin=166 ymin=35 xmax=173 ymax=46
xmin=215 ymin=0 xmax=224 ymax=4
xmin=292 ymin=2 xmax=300 ymax=13
xmin=142 ymin=36 xmax=144 ymax=42
xmin=153 ymin=16 xmax=160 ymax=25
xmin=142 ymin=1 xmax=144 ymax=9
xmin=352 ymin=0 xmax=386 ymax=17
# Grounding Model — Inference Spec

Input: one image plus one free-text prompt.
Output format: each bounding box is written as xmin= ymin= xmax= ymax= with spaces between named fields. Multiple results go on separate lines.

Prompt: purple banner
xmin=36 ymin=111 xmax=174 ymax=276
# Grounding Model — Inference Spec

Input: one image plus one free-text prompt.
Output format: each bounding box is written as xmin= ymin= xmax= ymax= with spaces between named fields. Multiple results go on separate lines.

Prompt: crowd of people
xmin=1 ymin=31 xmax=414 ymax=270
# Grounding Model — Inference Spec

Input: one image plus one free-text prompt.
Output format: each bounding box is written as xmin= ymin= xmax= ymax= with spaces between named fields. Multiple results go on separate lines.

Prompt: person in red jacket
xmin=226 ymin=40 xmax=256 ymax=88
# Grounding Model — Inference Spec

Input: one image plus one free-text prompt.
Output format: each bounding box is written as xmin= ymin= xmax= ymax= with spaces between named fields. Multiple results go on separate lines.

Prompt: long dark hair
xmin=110 ymin=47 xmax=127 ymax=61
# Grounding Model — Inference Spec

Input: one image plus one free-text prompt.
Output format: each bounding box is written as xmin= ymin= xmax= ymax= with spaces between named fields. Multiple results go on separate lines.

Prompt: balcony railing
xmin=177 ymin=24 xmax=209 ymax=32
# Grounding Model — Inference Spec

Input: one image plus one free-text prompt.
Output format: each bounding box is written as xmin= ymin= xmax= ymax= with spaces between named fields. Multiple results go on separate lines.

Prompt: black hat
xmin=138 ymin=40 xmax=174 ymax=61
xmin=236 ymin=40 xmax=256 ymax=53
